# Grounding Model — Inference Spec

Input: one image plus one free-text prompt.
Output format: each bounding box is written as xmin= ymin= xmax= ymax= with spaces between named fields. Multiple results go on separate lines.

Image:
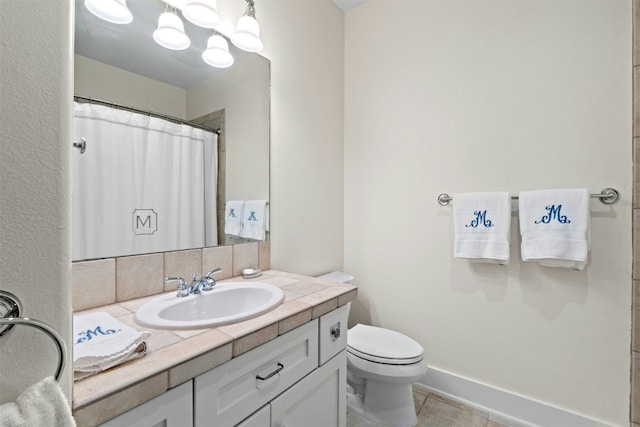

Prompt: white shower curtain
xmin=72 ymin=102 xmax=218 ymax=261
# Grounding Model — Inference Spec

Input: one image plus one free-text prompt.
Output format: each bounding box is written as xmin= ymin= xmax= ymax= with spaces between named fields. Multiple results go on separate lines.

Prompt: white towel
xmin=453 ymin=192 xmax=511 ymax=264
xmin=519 ymin=188 xmax=590 ymax=270
xmin=241 ymin=200 xmax=268 ymax=241
xmin=0 ymin=376 xmax=76 ymax=427
xmin=73 ymin=312 xmax=150 ymax=381
xmin=224 ymin=200 xmax=245 ymax=236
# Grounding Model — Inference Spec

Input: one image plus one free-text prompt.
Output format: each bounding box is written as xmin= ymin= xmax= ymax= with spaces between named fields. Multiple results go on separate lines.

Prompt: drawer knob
xmin=256 ymin=362 xmax=284 ymax=381
xmin=330 ymin=325 xmax=341 ymax=341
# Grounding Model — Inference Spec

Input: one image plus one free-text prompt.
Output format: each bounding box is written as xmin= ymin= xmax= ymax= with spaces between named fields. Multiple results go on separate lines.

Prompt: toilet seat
xmin=347 ymin=324 xmax=424 ymax=365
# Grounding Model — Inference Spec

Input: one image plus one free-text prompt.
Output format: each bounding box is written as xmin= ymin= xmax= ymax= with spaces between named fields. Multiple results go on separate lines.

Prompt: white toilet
xmin=317 ymin=272 xmax=427 ymax=427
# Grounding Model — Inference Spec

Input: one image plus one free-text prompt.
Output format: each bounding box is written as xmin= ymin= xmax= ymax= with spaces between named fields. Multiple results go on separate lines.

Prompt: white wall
xmin=75 ymin=55 xmax=187 ymax=118
xmin=186 ymin=54 xmax=270 ymax=202
xmin=0 ymin=0 xmax=73 ymax=402
xmin=255 ymin=0 xmax=346 ymax=275
xmin=344 ymin=1 xmax=631 ymax=425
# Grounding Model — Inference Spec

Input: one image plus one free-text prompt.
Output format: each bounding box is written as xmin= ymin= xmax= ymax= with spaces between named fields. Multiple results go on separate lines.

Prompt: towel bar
xmin=0 ymin=290 xmax=66 ymax=382
xmin=437 ymin=188 xmax=619 ymax=206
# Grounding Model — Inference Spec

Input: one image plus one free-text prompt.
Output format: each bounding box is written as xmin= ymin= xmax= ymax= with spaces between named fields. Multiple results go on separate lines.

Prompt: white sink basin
xmin=135 ymin=282 xmax=284 ymax=330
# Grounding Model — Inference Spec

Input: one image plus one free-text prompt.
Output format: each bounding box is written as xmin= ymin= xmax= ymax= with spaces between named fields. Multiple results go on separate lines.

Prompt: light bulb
xmin=231 ymin=14 xmax=263 ymax=52
xmin=183 ymin=0 xmax=221 ymax=29
xmin=153 ymin=11 xmax=191 ymax=50
xmin=85 ymin=0 xmax=133 ymax=24
xmin=202 ymin=35 xmax=234 ymax=68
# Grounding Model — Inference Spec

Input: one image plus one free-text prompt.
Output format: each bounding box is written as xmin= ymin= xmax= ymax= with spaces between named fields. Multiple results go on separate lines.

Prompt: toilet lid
xmin=347 ymin=324 xmax=424 ymax=365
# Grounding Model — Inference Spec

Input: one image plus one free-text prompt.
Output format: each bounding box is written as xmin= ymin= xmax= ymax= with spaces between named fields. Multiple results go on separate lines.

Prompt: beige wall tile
xmin=233 ymin=242 xmax=259 ymax=276
xmin=163 ymin=249 xmax=202 ymax=292
xmin=202 ymin=245 xmax=233 ymax=280
xmin=338 ymin=289 xmax=358 ymax=307
xmin=72 ymin=259 xmax=116 ymax=311
xmin=636 ymin=67 xmax=640 ymax=138
xmin=636 ymin=138 xmax=640 ymax=209
xmin=282 ymin=280 xmax=326 ymax=296
xmin=117 ymin=313 xmax=181 ymax=352
xmin=168 ymin=343 xmax=233 ymax=388
xmin=232 ymin=324 xmax=279 ymax=356
xmin=635 ymin=209 xmax=640 ymax=281
xmin=636 ymin=281 xmax=640 ymax=352
xmin=116 ymin=253 xmax=164 ymax=302
xmin=279 ymin=308 xmax=313 ymax=335
xmin=73 ymin=373 xmax=168 ymax=426
xmin=634 ymin=351 xmax=640 ymax=423
xmin=635 ymin=0 xmax=640 ymax=66
xmin=259 ymin=241 xmax=270 ymax=271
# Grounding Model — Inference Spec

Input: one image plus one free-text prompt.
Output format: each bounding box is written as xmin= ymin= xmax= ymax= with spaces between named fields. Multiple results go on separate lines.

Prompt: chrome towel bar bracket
xmin=437 ymin=188 xmax=620 ymax=206
xmin=0 ymin=290 xmax=66 ymax=382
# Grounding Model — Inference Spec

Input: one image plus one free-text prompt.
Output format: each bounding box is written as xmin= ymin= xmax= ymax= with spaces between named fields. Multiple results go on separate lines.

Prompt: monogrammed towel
xmin=240 ymin=200 xmax=268 ymax=241
xmin=73 ymin=312 xmax=150 ymax=381
xmin=519 ymin=188 xmax=590 ymax=270
xmin=224 ymin=200 xmax=244 ymax=236
xmin=453 ymin=192 xmax=511 ymax=264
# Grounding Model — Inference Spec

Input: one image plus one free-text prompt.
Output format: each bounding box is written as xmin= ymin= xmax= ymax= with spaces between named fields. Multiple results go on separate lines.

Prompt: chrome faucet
xmin=201 ymin=267 xmax=222 ymax=291
xmin=166 ymin=268 xmax=223 ymax=297
xmin=165 ymin=277 xmax=190 ymax=298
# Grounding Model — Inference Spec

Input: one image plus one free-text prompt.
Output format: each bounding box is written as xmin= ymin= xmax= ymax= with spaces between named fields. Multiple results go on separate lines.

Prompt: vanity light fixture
xmin=182 ymin=0 xmax=221 ymax=29
xmin=153 ymin=7 xmax=191 ymax=50
xmin=202 ymin=34 xmax=235 ymax=68
xmin=85 ymin=0 xmax=266 ymax=67
xmin=84 ymin=0 xmax=133 ymax=24
xmin=230 ymin=0 xmax=264 ymax=53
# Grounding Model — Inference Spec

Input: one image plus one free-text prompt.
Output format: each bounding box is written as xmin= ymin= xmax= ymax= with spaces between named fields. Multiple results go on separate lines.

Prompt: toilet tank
xmin=316 ymin=271 xmax=354 ymax=283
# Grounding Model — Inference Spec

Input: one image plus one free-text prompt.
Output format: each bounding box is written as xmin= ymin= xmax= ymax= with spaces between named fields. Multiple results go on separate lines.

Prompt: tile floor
xmin=347 ymin=387 xmax=524 ymax=427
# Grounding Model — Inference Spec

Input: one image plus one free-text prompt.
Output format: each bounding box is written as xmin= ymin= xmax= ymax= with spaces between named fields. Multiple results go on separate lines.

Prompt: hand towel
xmin=453 ymin=192 xmax=511 ymax=264
xmin=519 ymin=188 xmax=590 ymax=270
xmin=241 ymin=200 xmax=268 ymax=241
xmin=73 ymin=312 xmax=150 ymax=381
xmin=224 ymin=200 xmax=245 ymax=236
xmin=0 ymin=376 xmax=76 ymax=427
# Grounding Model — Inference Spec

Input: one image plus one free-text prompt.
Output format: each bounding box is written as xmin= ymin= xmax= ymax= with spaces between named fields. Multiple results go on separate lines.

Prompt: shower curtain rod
xmin=73 ymin=95 xmax=222 ymax=135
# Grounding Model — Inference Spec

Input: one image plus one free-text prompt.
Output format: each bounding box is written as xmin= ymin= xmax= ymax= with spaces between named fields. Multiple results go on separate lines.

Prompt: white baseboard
xmin=416 ymin=367 xmax=612 ymax=427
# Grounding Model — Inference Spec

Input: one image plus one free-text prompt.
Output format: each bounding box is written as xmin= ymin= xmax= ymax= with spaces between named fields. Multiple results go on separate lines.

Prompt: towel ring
xmin=0 ymin=290 xmax=66 ymax=382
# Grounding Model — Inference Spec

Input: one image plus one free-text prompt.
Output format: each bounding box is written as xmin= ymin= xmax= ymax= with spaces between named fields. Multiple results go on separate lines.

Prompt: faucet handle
xmin=201 ymin=267 xmax=222 ymax=291
xmin=166 ymin=277 xmax=190 ymax=298
xmin=205 ymin=267 xmax=222 ymax=278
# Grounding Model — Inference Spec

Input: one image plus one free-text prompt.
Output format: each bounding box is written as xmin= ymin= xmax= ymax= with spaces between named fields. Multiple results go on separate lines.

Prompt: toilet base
xmin=346 ymin=379 xmax=418 ymax=427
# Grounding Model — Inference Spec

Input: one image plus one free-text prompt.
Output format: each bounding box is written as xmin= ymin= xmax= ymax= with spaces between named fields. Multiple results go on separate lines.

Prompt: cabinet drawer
xmin=194 ymin=319 xmax=319 ymax=426
xmin=99 ymin=380 xmax=193 ymax=427
xmin=319 ymin=303 xmax=350 ymax=365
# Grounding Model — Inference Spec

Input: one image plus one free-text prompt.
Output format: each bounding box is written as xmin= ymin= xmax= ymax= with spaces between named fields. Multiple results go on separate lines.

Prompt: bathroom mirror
xmin=72 ymin=0 xmax=270 ymax=261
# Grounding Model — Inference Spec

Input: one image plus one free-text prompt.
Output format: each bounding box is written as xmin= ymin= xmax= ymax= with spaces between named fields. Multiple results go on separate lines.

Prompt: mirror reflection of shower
xmin=73 ymin=0 xmax=271 ymax=261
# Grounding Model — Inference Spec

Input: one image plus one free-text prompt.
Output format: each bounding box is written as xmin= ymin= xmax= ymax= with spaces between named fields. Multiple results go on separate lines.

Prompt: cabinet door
xmin=270 ymin=351 xmax=346 ymax=427
xmin=195 ymin=320 xmax=319 ymax=427
xmin=237 ymin=405 xmax=270 ymax=427
xmin=99 ymin=380 xmax=193 ymax=427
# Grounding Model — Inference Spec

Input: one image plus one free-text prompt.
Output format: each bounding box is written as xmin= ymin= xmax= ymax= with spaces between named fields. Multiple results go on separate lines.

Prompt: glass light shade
xmin=153 ymin=12 xmax=191 ymax=50
xmin=183 ymin=0 xmax=221 ymax=29
xmin=85 ymin=0 xmax=133 ymax=24
xmin=230 ymin=15 xmax=263 ymax=52
xmin=202 ymin=35 xmax=234 ymax=68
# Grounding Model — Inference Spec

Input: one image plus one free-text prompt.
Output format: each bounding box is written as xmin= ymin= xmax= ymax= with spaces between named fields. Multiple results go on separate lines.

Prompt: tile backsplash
xmin=72 ymin=242 xmax=270 ymax=312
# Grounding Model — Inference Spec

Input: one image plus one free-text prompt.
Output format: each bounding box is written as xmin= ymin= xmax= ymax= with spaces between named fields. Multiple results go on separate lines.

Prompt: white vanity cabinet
xmin=270 ymin=350 xmax=346 ymax=427
xmin=197 ymin=303 xmax=350 ymax=427
xmin=99 ymin=380 xmax=193 ymax=427
xmin=98 ymin=304 xmax=350 ymax=427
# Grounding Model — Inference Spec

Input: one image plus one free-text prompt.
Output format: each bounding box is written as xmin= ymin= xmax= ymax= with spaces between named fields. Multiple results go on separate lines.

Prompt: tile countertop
xmin=72 ymin=270 xmax=357 ymax=422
